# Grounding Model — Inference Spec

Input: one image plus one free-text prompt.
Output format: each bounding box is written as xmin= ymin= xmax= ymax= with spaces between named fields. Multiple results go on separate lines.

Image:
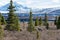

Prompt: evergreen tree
xmin=0 ymin=26 xmax=4 ymax=40
xmin=6 ymin=0 xmax=20 ymax=31
xmin=39 ymin=17 xmax=42 ymax=26
xmin=0 ymin=13 xmax=2 ymax=25
xmin=0 ymin=15 xmax=4 ymax=40
xmin=44 ymin=13 xmax=48 ymax=26
xmin=0 ymin=13 xmax=6 ymax=25
xmin=54 ymin=16 xmax=58 ymax=25
xmin=46 ymin=23 xmax=49 ymax=29
xmin=1 ymin=15 xmax=6 ymax=25
xmin=35 ymin=17 xmax=39 ymax=26
xmin=27 ymin=10 xmax=35 ymax=32
xmin=56 ymin=16 xmax=60 ymax=29
xmin=15 ymin=16 xmax=20 ymax=31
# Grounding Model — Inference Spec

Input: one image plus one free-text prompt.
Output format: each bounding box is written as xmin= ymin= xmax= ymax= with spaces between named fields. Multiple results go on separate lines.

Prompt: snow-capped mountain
xmin=40 ymin=7 xmax=60 ymax=14
xmin=0 ymin=1 xmax=60 ymax=15
xmin=0 ymin=2 xmax=30 ymax=13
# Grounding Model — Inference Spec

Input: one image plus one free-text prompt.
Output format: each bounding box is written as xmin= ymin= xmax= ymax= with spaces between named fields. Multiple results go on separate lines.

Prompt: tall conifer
xmin=56 ymin=16 xmax=60 ymax=29
xmin=35 ymin=17 xmax=39 ymax=26
xmin=6 ymin=0 xmax=20 ymax=31
xmin=0 ymin=13 xmax=6 ymax=25
xmin=0 ymin=14 xmax=4 ymax=40
xmin=27 ymin=10 xmax=35 ymax=32
xmin=44 ymin=13 xmax=48 ymax=26
xmin=39 ymin=17 xmax=42 ymax=26
xmin=54 ymin=16 xmax=58 ymax=25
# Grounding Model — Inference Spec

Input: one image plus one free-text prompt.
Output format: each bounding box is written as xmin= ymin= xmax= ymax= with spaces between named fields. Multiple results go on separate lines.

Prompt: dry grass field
xmin=3 ymin=21 xmax=60 ymax=40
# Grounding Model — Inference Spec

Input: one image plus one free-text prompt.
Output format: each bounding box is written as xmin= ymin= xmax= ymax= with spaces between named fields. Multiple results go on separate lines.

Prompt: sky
xmin=0 ymin=0 xmax=60 ymax=9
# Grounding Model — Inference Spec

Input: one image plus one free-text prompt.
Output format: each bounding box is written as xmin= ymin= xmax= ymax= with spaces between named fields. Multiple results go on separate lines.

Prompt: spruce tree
xmin=0 ymin=13 xmax=6 ymax=25
xmin=46 ymin=23 xmax=49 ymax=29
xmin=15 ymin=16 xmax=20 ymax=31
xmin=1 ymin=15 xmax=6 ymax=25
xmin=39 ymin=17 xmax=42 ymax=26
xmin=44 ymin=13 xmax=48 ymax=26
xmin=35 ymin=17 xmax=39 ymax=26
xmin=6 ymin=0 xmax=20 ymax=31
xmin=56 ymin=16 xmax=60 ymax=29
xmin=0 ymin=15 xmax=4 ymax=40
xmin=0 ymin=26 xmax=4 ymax=40
xmin=27 ymin=10 xmax=35 ymax=32
xmin=54 ymin=16 xmax=58 ymax=25
xmin=0 ymin=13 xmax=2 ymax=25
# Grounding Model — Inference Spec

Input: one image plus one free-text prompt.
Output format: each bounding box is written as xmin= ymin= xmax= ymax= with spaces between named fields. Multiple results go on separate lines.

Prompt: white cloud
xmin=0 ymin=0 xmax=10 ymax=6
xmin=52 ymin=0 xmax=60 ymax=3
xmin=0 ymin=0 xmax=60 ymax=9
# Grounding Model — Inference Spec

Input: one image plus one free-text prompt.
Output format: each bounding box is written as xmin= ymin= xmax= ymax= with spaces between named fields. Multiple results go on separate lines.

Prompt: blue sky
xmin=0 ymin=0 xmax=60 ymax=9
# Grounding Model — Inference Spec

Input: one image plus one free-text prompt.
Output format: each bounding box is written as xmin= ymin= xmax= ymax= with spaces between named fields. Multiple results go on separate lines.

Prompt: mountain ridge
xmin=0 ymin=2 xmax=60 ymax=14
xmin=0 ymin=2 xmax=30 ymax=13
